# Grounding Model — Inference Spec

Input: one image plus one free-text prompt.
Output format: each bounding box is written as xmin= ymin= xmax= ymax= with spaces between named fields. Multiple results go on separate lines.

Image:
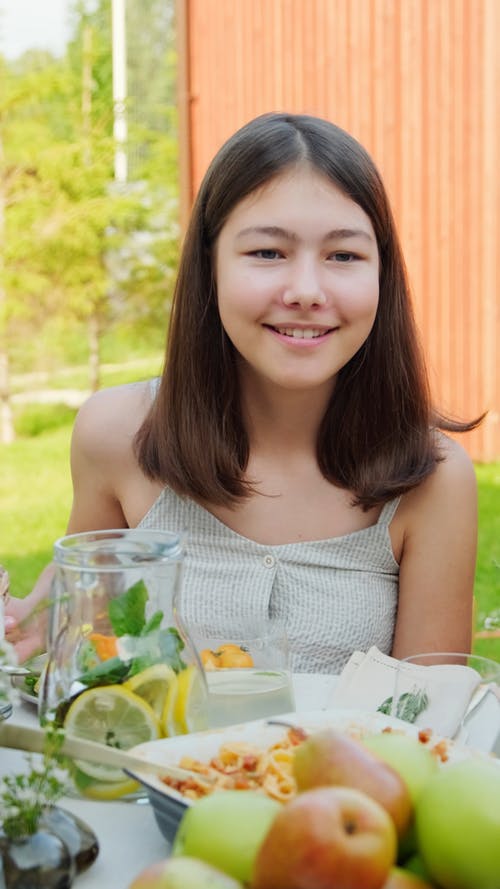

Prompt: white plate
xmin=128 ymin=707 xmax=490 ymax=843
xmin=9 ymin=654 xmax=46 ymax=707
xmin=11 ymin=675 xmax=39 ymax=706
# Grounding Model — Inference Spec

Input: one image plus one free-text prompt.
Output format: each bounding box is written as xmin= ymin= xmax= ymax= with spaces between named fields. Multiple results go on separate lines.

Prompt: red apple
xmin=293 ymin=728 xmax=412 ymax=838
xmin=252 ymin=786 xmax=397 ymax=889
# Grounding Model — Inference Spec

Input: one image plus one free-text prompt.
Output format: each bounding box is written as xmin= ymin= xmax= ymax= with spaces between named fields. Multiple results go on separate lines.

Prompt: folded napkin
xmin=329 ymin=647 xmax=486 ymax=742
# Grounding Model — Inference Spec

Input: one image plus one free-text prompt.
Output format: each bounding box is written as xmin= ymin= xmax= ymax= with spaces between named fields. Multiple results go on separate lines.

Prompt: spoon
xmin=0 ymin=665 xmax=34 ymax=676
xmin=0 ymin=721 xmax=215 ymax=784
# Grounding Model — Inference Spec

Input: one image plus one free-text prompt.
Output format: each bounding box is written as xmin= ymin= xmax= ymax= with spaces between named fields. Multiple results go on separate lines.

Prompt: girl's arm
xmin=391 ymin=436 xmax=478 ymax=658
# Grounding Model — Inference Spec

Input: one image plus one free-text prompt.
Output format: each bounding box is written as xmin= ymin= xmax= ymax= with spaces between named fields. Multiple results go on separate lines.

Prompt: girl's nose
xmin=282 ymin=259 xmax=326 ymax=309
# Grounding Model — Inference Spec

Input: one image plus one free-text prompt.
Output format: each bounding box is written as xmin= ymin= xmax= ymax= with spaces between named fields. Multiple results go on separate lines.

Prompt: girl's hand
xmin=3 ymin=566 xmax=52 ymax=664
xmin=4 ymin=595 xmax=46 ymax=663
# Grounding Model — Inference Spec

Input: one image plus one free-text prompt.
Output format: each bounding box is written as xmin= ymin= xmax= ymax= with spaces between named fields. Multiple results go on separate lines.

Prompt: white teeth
xmin=276 ymin=327 xmax=326 ymax=339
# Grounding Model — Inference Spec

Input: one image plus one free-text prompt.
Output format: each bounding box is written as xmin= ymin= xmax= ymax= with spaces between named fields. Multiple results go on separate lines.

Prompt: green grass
xmin=472 ymin=463 xmax=500 ymax=661
xmin=1 ymin=358 xmax=162 ymax=594
xmin=0 ymin=424 xmax=73 ymax=593
xmin=1 ymin=391 xmax=499 ymax=660
xmin=11 ymin=354 xmax=164 ymax=394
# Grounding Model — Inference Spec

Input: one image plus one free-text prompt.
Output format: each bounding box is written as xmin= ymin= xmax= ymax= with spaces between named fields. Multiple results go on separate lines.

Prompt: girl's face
xmin=214 ymin=165 xmax=379 ymax=398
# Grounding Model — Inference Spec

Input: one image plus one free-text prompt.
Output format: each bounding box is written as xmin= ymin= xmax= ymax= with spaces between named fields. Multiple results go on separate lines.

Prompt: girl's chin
xmin=242 ymin=369 xmax=338 ymax=396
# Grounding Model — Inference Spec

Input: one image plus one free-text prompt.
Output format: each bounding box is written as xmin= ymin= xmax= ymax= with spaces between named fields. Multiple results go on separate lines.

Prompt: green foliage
xmin=14 ymin=403 xmax=78 ymax=438
xmin=1 ymin=0 xmax=179 ymax=401
xmin=472 ymin=463 xmax=500 ymax=660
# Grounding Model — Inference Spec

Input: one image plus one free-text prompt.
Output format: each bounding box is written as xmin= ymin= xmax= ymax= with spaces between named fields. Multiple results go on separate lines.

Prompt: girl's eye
xmin=331 ymin=251 xmax=356 ymax=263
xmin=250 ymin=249 xmax=282 ymax=260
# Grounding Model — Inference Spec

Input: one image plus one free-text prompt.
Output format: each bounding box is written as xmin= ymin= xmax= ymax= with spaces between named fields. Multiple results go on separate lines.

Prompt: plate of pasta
xmin=127 ymin=708 xmax=468 ymax=843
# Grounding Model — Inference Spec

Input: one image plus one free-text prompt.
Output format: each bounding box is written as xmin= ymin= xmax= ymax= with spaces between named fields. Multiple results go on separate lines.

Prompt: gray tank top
xmin=138 ymin=398 xmax=399 ymax=673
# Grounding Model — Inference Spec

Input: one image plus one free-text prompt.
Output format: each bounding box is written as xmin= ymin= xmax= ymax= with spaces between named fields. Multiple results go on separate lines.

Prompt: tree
xmin=0 ymin=0 xmax=179 ymax=433
xmin=0 ymin=55 xmax=72 ymax=442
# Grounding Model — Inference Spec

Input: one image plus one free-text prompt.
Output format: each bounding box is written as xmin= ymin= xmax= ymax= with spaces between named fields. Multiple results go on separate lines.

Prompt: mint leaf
xmin=143 ymin=610 xmax=164 ymax=635
xmin=108 ymin=580 xmax=148 ymax=636
xmin=158 ymin=627 xmax=186 ymax=673
xmin=78 ymin=657 xmax=130 ymax=687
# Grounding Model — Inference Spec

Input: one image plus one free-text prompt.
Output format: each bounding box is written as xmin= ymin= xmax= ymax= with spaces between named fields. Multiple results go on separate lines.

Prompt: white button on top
xmin=263 ymin=554 xmax=275 ymax=568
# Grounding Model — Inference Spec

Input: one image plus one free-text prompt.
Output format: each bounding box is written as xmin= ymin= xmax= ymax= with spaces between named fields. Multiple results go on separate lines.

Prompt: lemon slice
xmin=124 ymin=664 xmax=176 ymax=725
xmin=168 ymin=665 xmax=208 ymax=735
xmin=64 ymin=685 xmax=161 ymax=782
xmin=72 ymin=767 xmax=140 ymax=801
xmin=161 ymin=673 xmax=180 ymax=737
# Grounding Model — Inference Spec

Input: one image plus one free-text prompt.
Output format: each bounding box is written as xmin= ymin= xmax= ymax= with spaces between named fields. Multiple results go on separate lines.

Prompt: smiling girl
xmin=6 ymin=113 xmax=482 ymax=672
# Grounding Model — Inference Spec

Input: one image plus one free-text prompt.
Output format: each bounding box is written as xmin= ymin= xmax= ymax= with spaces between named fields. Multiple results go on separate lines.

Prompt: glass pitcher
xmin=39 ymin=529 xmax=208 ymax=800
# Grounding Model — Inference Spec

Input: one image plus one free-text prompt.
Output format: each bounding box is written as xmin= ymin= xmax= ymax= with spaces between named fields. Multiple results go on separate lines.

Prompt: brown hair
xmin=135 ymin=112 xmax=481 ymax=509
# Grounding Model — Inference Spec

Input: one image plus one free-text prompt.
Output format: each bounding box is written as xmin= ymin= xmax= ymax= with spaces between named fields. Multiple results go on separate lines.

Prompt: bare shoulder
xmin=71 ymin=380 xmax=153 ymax=464
xmin=397 ymin=433 xmax=477 ymax=542
xmin=407 ymin=433 xmax=475 ymax=506
xmin=435 ymin=432 xmax=477 ymax=483
xmin=424 ymin=433 xmax=477 ymax=508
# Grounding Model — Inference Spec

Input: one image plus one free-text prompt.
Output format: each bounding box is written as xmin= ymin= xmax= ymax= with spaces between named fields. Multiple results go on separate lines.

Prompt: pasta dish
xmin=160 ymin=721 xmax=452 ymax=804
xmin=160 ymin=726 xmax=307 ymax=802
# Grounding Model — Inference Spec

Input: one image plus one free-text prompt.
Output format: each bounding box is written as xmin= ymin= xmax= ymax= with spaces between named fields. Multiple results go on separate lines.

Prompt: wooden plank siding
xmin=176 ymin=0 xmax=499 ymax=461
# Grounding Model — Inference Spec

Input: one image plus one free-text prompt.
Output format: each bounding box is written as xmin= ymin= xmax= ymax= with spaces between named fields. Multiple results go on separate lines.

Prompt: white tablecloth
xmin=1 ymin=673 xmax=338 ymax=888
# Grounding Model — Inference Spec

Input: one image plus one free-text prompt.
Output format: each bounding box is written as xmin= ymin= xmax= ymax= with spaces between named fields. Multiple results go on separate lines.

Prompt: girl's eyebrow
xmin=235 ymin=225 xmax=374 ymax=242
xmin=235 ymin=225 xmax=298 ymax=241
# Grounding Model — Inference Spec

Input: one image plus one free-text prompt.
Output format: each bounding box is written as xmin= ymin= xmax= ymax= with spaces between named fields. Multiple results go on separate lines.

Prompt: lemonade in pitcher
xmin=40 ymin=530 xmax=208 ymax=800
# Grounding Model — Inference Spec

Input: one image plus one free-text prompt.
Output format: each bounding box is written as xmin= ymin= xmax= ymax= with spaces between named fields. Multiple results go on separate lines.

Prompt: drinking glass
xmin=391 ymin=652 xmax=500 ymax=749
xmin=0 ymin=567 xmax=14 ymax=720
xmin=182 ymin=616 xmax=296 ymax=728
xmin=39 ymin=529 xmax=208 ymax=800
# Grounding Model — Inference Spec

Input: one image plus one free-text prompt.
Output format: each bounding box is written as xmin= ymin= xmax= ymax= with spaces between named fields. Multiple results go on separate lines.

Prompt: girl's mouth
xmin=267 ymin=325 xmax=334 ymax=340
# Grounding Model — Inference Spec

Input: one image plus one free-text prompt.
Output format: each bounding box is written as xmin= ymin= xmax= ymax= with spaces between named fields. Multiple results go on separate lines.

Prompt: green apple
xmin=402 ymin=855 xmax=433 ymax=881
xmin=381 ymin=865 xmax=435 ymax=888
xmin=171 ymin=791 xmax=281 ymax=884
xmin=415 ymin=758 xmax=500 ymax=889
xmin=362 ymin=733 xmax=438 ymax=805
xmin=128 ymin=856 xmax=243 ymax=888
xmin=362 ymin=732 xmax=438 ymax=860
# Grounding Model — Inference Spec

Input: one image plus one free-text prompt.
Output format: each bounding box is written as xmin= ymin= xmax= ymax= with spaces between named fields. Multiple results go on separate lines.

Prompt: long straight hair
xmin=135 ymin=112 xmax=481 ymax=509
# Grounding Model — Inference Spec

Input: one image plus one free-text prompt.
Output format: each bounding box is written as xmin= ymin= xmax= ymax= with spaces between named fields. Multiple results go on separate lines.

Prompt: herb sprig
xmin=0 ymin=727 xmax=68 ymax=839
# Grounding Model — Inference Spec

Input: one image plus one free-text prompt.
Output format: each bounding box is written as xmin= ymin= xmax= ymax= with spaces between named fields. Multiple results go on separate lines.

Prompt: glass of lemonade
xmin=184 ymin=617 xmax=295 ymax=728
xmin=39 ymin=529 xmax=208 ymax=801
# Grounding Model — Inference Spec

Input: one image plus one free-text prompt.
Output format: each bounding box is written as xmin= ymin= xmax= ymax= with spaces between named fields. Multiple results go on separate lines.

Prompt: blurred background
xmin=0 ymin=0 xmax=498 ymax=654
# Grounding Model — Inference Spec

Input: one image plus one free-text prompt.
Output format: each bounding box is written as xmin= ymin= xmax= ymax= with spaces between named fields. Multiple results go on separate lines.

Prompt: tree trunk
xmin=0 ymin=133 xmax=15 ymax=443
xmin=88 ymin=313 xmax=100 ymax=392
xmin=0 ymin=347 xmax=15 ymax=444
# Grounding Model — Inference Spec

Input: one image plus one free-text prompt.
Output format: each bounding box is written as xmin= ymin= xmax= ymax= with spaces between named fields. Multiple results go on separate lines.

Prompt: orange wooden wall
xmin=177 ymin=0 xmax=499 ymax=461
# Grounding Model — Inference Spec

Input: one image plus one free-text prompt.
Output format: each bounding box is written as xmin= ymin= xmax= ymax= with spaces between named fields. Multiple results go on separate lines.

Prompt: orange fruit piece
xmin=200 ymin=643 xmax=254 ymax=669
xmin=217 ymin=644 xmax=254 ymax=668
xmin=89 ymin=632 xmax=118 ymax=661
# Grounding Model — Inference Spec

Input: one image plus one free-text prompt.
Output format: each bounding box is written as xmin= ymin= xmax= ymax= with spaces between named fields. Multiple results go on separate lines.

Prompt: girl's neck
xmin=241 ymin=377 xmax=335 ymax=456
